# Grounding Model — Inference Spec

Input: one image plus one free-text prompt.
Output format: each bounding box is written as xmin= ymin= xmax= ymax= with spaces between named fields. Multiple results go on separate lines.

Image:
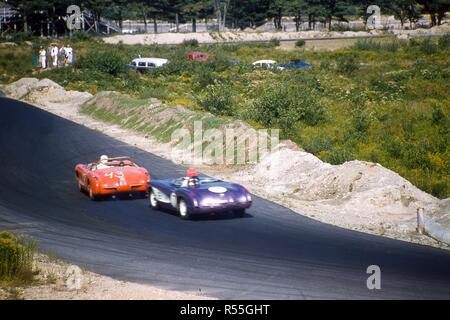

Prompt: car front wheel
xmin=178 ymin=199 xmax=190 ymax=220
xmin=149 ymin=190 xmax=159 ymax=209
xmin=87 ymin=184 xmax=97 ymax=201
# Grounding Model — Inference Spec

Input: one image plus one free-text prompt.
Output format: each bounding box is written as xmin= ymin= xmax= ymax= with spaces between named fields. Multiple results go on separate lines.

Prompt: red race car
xmin=187 ymin=51 xmax=208 ymax=61
xmin=75 ymin=155 xmax=150 ymax=200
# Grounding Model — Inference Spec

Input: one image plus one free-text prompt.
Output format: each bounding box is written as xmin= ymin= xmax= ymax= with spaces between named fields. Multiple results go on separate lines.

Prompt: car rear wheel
xmin=178 ymin=199 xmax=190 ymax=220
xmin=77 ymin=180 xmax=83 ymax=192
xmin=233 ymin=209 xmax=246 ymax=218
xmin=149 ymin=190 xmax=159 ymax=209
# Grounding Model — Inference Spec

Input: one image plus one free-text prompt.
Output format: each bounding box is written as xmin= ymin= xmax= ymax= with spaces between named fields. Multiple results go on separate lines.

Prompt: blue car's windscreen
xmin=199 ymin=177 xmax=222 ymax=184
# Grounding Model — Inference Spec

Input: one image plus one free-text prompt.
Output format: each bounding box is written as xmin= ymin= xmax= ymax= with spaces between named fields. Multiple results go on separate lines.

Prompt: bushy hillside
xmin=0 ymin=35 xmax=448 ymax=198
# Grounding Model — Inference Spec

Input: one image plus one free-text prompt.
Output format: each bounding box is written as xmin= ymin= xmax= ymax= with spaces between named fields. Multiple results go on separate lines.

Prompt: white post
xmin=416 ymin=207 xmax=425 ymax=234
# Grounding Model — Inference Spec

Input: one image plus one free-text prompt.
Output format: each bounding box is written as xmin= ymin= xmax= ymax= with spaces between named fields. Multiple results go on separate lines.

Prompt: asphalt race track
xmin=0 ymin=97 xmax=449 ymax=299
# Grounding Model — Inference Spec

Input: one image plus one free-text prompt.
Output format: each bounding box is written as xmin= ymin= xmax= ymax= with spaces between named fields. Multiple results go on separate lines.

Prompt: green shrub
xmin=431 ymin=182 xmax=448 ymax=199
xmin=324 ymin=146 xmax=354 ymax=165
xmin=417 ymin=39 xmax=438 ymax=54
xmin=10 ymin=32 xmax=34 ymax=43
xmin=304 ymin=136 xmax=333 ymax=154
xmin=402 ymin=144 xmax=432 ymax=170
xmin=71 ymin=30 xmax=92 ymax=41
xmin=353 ymin=39 xmax=402 ymax=52
xmin=351 ymin=106 xmax=372 ymax=134
xmin=383 ymin=137 xmax=403 ymax=158
xmin=330 ymin=23 xmax=350 ymax=32
xmin=431 ymin=105 xmax=446 ymax=126
xmin=438 ymin=34 xmax=450 ymax=49
xmin=368 ymin=74 xmax=404 ymax=101
xmin=79 ymin=49 xmax=126 ymax=76
xmin=269 ymin=38 xmax=280 ymax=47
xmin=182 ymin=39 xmax=199 ymax=47
xmin=199 ymin=82 xmax=235 ymax=116
xmin=192 ymin=64 xmax=218 ymax=88
xmin=319 ymin=60 xmax=332 ymax=70
xmin=250 ymin=82 xmax=324 ymax=137
xmin=153 ymin=58 xmax=191 ymax=76
xmin=0 ymin=46 xmax=34 ymax=82
xmin=336 ymin=55 xmax=359 ymax=74
xmin=295 ymin=39 xmax=306 ymax=48
xmin=0 ymin=231 xmax=36 ymax=282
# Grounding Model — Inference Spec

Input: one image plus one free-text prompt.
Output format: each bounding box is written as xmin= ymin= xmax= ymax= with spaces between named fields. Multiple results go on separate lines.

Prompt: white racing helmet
xmin=100 ymin=155 xmax=109 ymax=164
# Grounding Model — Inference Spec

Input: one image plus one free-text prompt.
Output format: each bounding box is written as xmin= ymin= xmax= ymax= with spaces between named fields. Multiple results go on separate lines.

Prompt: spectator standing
xmin=59 ymin=45 xmax=67 ymax=66
xmin=39 ymin=46 xmax=47 ymax=69
xmin=66 ymin=45 xmax=74 ymax=65
xmin=50 ymin=44 xmax=59 ymax=67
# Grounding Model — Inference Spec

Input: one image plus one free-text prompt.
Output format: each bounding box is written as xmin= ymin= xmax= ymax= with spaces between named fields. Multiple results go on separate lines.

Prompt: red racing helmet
xmin=187 ymin=168 xmax=198 ymax=178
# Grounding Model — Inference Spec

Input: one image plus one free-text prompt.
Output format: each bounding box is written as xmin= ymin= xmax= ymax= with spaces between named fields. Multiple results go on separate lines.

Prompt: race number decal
xmin=105 ymin=171 xmax=127 ymax=186
xmin=208 ymin=186 xmax=227 ymax=194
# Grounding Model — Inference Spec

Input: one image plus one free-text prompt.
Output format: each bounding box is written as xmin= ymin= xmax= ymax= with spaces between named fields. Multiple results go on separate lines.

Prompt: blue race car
xmin=148 ymin=169 xmax=252 ymax=219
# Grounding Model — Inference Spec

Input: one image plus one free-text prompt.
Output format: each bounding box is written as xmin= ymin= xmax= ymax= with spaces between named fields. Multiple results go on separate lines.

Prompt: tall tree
xmin=228 ymin=0 xmax=270 ymax=29
xmin=416 ymin=0 xmax=450 ymax=26
xmin=103 ymin=0 xmax=129 ymax=29
xmin=386 ymin=0 xmax=422 ymax=29
xmin=132 ymin=0 xmax=168 ymax=33
xmin=268 ymin=0 xmax=286 ymax=30
xmin=318 ymin=0 xmax=358 ymax=31
xmin=182 ymin=0 xmax=213 ymax=32
xmin=7 ymin=0 xmax=50 ymax=32
xmin=286 ymin=0 xmax=309 ymax=31
xmin=305 ymin=0 xmax=326 ymax=30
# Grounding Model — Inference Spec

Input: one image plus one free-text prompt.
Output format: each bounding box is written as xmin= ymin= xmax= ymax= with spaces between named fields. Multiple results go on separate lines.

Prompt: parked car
xmin=278 ymin=59 xmax=312 ymax=70
xmin=187 ymin=51 xmax=208 ymax=61
xmin=252 ymin=60 xmax=282 ymax=70
xmin=149 ymin=169 xmax=252 ymax=219
xmin=127 ymin=57 xmax=168 ymax=72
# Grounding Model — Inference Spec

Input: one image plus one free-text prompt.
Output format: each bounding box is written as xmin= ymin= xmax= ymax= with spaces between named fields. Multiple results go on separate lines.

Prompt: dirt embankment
xmin=1 ymin=78 xmax=449 ymax=249
xmin=102 ymin=24 xmax=450 ymax=45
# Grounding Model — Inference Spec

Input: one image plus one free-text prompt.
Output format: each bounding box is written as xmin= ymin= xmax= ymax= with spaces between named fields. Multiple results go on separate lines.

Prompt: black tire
xmin=233 ymin=209 xmax=246 ymax=218
xmin=87 ymin=184 xmax=97 ymax=201
xmin=149 ymin=190 xmax=159 ymax=209
xmin=178 ymin=199 xmax=190 ymax=220
xmin=77 ymin=179 xmax=84 ymax=192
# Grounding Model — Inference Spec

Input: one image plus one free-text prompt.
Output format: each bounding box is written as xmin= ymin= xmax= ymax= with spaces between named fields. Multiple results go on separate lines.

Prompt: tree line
xmin=5 ymin=0 xmax=450 ymax=34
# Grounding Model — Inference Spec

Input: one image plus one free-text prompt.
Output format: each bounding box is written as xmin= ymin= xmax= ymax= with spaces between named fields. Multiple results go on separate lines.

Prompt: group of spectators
xmin=37 ymin=44 xmax=74 ymax=69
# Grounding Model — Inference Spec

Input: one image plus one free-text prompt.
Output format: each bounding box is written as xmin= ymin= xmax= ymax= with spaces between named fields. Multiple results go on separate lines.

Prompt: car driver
xmin=97 ymin=155 xmax=111 ymax=170
xmin=181 ymin=168 xmax=200 ymax=188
